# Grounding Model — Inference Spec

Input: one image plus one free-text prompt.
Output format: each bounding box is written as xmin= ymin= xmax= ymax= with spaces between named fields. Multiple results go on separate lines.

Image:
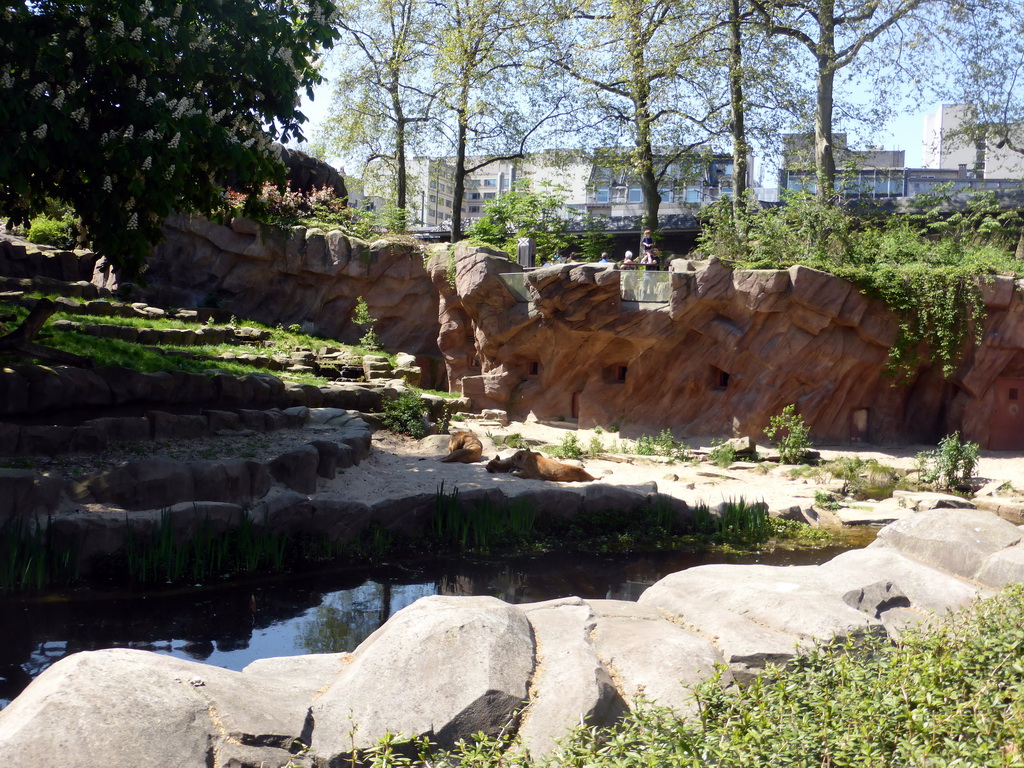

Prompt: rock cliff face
xmin=102 ymin=214 xmax=439 ymax=356
xmin=430 ymin=245 xmax=1024 ymax=447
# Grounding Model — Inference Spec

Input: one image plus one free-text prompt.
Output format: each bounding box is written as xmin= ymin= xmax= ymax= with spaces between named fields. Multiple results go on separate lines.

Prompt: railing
xmin=620 ymin=270 xmax=671 ymax=303
xmin=497 ymin=269 xmax=672 ymax=304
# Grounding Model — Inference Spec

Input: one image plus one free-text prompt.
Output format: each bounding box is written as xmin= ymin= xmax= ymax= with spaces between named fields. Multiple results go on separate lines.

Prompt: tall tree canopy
xmin=0 ymin=0 xmax=339 ymax=273
xmin=542 ymin=0 xmax=732 ymax=233
xmin=318 ymin=0 xmax=432 ymax=209
xmin=750 ymin=0 xmax=935 ymax=198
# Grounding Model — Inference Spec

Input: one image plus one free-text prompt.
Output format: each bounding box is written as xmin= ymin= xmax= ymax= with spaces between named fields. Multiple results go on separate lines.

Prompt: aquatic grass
xmin=432 ymin=483 xmax=537 ymax=551
xmin=0 ymin=516 xmax=78 ymax=593
xmin=124 ymin=509 xmax=294 ymax=585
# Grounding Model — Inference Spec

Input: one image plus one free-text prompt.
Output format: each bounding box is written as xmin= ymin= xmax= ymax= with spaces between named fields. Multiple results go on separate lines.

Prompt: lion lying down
xmin=440 ymin=431 xmax=484 ymax=463
xmin=487 ymin=449 xmax=596 ymax=482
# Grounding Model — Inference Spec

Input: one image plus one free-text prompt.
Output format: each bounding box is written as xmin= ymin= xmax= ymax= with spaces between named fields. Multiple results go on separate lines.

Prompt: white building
xmin=923 ymin=104 xmax=1024 ymax=178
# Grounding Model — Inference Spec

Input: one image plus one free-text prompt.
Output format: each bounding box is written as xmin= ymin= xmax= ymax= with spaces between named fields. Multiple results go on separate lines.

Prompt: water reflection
xmin=0 ymin=539 xmax=870 ymax=709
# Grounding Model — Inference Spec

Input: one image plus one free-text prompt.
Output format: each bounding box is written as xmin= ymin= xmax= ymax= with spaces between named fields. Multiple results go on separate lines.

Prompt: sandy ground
xmin=311 ymin=416 xmax=1024 ymax=516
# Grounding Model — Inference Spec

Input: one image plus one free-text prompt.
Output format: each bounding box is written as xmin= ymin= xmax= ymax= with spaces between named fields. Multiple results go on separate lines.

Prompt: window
xmin=595 ymin=187 xmax=610 ymax=203
xmin=469 ymin=205 xmax=481 ymax=213
xmin=685 ymin=186 xmax=702 ymax=203
xmin=428 ymin=194 xmax=436 ymax=202
xmin=659 ymin=188 xmax=673 ymax=203
xmin=712 ymin=366 xmax=729 ymax=390
xmin=628 ymin=188 xmax=643 ymax=204
xmin=483 ymin=192 xmax=495 ymax=199
xmin=483 ymin=178 xmax=497 ymax=186
xmin=470 ymin=192 xmax=481 ymax=200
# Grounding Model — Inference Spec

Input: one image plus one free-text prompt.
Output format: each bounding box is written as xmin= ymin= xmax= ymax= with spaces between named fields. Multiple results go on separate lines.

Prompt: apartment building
xmin=409 ymin=150 xmax=753 ymax=229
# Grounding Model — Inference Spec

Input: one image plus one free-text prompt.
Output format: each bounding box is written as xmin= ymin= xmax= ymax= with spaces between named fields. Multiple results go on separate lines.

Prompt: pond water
xmin=0 ymin=533 xmax=875 ymax=710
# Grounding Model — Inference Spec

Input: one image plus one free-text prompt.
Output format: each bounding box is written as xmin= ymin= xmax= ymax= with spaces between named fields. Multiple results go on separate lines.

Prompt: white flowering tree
xmin=0 ymin=0 xmax=340 ymax=274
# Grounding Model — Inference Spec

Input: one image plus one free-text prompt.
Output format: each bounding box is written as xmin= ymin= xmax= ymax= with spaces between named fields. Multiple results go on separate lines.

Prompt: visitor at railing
xmin=621 ymin=250 xmax=638 ymax=269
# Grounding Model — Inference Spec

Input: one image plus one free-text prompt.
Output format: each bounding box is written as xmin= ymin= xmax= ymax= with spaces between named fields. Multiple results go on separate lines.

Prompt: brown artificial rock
xmin=0 ymin=469 xmax=64 ymax=524
xmin=268 ymin=445 xmax=320 ymax=494
xmin=439 ymin=247 xmax=1024 ymax=447
xmin=83 ymin=458 xmax=195 ymax=511
xmin=148 ymin=412 xmax=207 ymax=441
xmin=190 ymin=460 xmax=253 ymax=504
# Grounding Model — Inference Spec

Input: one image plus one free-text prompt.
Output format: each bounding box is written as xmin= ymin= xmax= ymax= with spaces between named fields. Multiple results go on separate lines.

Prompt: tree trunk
xmin=0 ymin=299 xmax=93 ymax=367
xmin=728 ymin=0 xmax=750 ymax=243
xmin=393 ymin=85 xmax=408 ymax=211
xmin=451 ymin=108 xmax=469 ymax=242
xmin=815 ymin=0 xmax=837 ymax=200
xmin=627 ymin=10 xmax=659 ymax=239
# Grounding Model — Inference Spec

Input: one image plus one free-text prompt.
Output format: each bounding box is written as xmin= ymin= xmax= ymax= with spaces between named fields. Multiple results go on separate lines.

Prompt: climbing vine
xmin=699 ymin=191 xmax=1020 ymax=381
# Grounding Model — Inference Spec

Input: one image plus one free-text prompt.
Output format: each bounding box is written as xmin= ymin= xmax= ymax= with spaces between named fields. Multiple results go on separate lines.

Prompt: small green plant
xmin=764 ymin=404 xmax=813 ymax=464
xmin=381 ymin=392 xmax=428 ymax=438
xmin=353 ymin=297 xmax=381 ymax=351
xmin=548 ymin=433 xmax=585 ymax=460
xmin=501 ymin=432 xmax=528 ymax=449
xmin=634 ymin=434 xmax=658 ymax=456
xmin=588 ymin=434 xmax=606 ymax=456
xmin=915 ymin=431 xmax=980 ymax=490
xmin=707 ymin=439 xmax=736 ymax=468
xmin=813 ymin=489 xmax=841 ymax=511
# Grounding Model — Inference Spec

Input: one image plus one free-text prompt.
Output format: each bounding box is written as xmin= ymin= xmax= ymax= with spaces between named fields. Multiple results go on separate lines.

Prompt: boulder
xmin=82 ymin=458 xmax=195 ymax=510
xmin=268 ymin=445 xmax=320 ymax=494
xmin=310 ymin=595 xmax=535 ymax=759
xmin=0 ymin=648 xmax=313 ymax=768
xmin=639 ymin=563 xmax=886 ymax=682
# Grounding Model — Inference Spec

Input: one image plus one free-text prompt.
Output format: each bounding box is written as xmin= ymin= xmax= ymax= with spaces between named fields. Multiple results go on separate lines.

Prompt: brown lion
xmin=440 ymin=431 xmax=484 ymax=463
xmin=485 ymin=455 xmax=515 ymax=473
xmin=509 ymin=449 xmax=596 ymax=482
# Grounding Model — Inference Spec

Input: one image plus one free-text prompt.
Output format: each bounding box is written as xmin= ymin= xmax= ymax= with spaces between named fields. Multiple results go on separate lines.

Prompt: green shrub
xmin=381 ymin=392 xmax=427 ymax=438
xmin=548 ymin=433 xmax=585 ymax=460
xmin=916 ymin=431 xmax=980 ymax=490
xmin=634 ymin=434 xmax=657 ymax=456
xmin=765 ymin=404 xmax=813 ymax=464
xmin=707 ymin=439 xmax=735 ymax=468
xmin=27 ymin=215 xmax=76 ymax=249
xmin=813 ymin=489 xmax=840 ymax=511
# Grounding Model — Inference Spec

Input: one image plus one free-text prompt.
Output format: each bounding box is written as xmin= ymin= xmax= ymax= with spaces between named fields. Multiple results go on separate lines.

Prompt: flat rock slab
xmin=639 ymin=563 xmax=885 ymax=682
xmin=517 ymin=597 xmax=623 ymax=758
xmin=870 ymin=508 xmax=1022 ymax=579
xmin=310 ymin=595 xmax=535 ymax=760
xmin=835 ymin=499 xmax=917 ymax=525
xmin=588 ymin=598 xmax=726 ymax=714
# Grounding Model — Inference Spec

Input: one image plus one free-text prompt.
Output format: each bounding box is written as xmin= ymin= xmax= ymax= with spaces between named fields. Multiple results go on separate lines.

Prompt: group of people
xmin=619 ymin=230 xmax=661 ymax=270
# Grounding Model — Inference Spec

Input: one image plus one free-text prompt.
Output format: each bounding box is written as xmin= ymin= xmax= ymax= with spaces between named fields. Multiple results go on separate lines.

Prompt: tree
xmin=429 ymin=0 xmax=567 ymax=241
xmin=542 ymin=0 xmax=731 ymax=237
xmin=0 ymin=0 xmax=339 ymax=274
xmin=934 ymin=0 xmax=1024 ymax=158
xmin=317 ymin=0 xmax=433 ymax=210
xmin=750 ymin=0 xmax=933 ymax=199
xmin=467 ymin=179 xmax=575 ymax=259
